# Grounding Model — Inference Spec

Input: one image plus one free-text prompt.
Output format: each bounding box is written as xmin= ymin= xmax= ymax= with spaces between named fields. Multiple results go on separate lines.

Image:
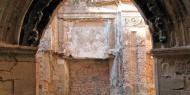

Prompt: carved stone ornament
xmin=125 ymin=17 xmax=143 ymax=27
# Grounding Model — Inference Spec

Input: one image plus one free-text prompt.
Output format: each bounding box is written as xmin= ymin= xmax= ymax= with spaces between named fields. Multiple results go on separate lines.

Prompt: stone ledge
xmin=0 ymin=44 xmax=37 ymax=55
xmin=58 ymin=13 xmax=117 ymax=19
xmin=151 ymin=47 xmax=190 ymax=56
xmin=0 ymin=44 xmax=37 ymax=62
xmin=50 ymin=51 xmax=115 ymax=60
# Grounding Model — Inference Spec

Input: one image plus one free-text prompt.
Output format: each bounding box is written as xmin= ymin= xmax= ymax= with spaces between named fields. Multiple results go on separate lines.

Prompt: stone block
xmin=160 ymin=90 xmax=181 ymax=95
xmin=0 ymin=81 xmax=13 ymax=95
xmin=12 ymin=62 xmax=36 ymax=95
xmin=0 ymin=71 xmax=11 ymax=80
xmin=181 ymin=91 xmax=190 ymax=95
xmin=0 ymin=62 xmax=16 ymax=71
xmin=160 ymin=78 xmax=184 ymax=90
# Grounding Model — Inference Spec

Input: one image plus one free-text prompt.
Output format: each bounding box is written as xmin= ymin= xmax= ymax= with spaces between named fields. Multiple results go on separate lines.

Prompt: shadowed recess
xmin=20 ymin=0 xmax=61 ymax=46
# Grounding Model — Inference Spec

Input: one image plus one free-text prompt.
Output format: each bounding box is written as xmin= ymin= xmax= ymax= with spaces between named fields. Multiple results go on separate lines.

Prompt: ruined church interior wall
xmin=36 ymin=1 xmax=154 ymax=95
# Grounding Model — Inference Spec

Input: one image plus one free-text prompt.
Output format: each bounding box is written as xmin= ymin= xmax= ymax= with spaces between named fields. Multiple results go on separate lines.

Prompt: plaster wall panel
xmin=58 ymin=19 xmax=114 ymax=59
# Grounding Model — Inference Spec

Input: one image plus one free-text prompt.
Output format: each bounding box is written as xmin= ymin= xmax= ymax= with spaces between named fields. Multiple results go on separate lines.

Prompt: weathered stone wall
xmin=133 ymin=1 xmax=190 ymax=95
xmin=152 ymin=48 xmax=190 ymax=95
xmin=68 ymin=59 xmax=110 ymax=95
xmin=37 ymin=1 xmax=154 ymax=95
xmin=152 ymin=1 xmax=190 ymax=95
xmin=56 ymin=19 xmax=115 ymax=59
xmin=0 ymin=45 xmax=36 ymax=95
xmin=36 ymin=4 xmax=117 ymax=94
xmin=37 ymin=52 xmax=68 ymax=95
xmin=2 ymin=0 xmax=190 ymax=95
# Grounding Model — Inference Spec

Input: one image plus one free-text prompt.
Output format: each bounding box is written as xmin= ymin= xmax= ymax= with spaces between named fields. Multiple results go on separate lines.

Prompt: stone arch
xmin=132 ymin=0 xmax=173 ymax=48
xmin=1 ymin=0 xmax=189 ymax=48
xmin=35 ymin=0 xmax=152 ymax=95
xmin=19 ymin=0 xmax=64 ymax=46
xmin=17 ymin=0 xmax=176 ymax=49
xmin=131 ymin=1 xmax=190 ymax=95
xmin=0 ymin=0 xmax=190 ymax=95
xmin=133 ymin=0 xmax=190 ymax=48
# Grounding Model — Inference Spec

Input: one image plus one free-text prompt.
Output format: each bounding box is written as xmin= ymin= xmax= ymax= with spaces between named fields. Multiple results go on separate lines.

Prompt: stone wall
xmin=0 ymin=45 xmax=36 ymax=95
xmin=56 ymin=18 xmax=115 ymax=59
xmin=152 ymin=48 xmax=190 ymax=95
xmin=68 ymin=59 xmax=110 ymax=95
xmin=133 ymin=1 xmax=190 ymax=95
xmin=36 ymin=5 xmax=117 ymax=94
xmin=36 ymin=1 xmax=154 ymax=95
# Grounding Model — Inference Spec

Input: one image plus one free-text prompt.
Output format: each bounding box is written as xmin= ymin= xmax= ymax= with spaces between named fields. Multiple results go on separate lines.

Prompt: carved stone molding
xmin=0 ymin=44 xmax=37 ymax=62
xmin=58 ymin=13 xmax=117 ymax=19
xmin=151 ymin=47 xmax=190 ymax=56
xmin=125 ymin=16 xmax=144 ymax=27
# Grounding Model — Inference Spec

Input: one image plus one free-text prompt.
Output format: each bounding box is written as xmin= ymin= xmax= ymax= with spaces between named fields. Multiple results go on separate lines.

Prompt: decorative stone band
xmin=125 ymin=16 xmax=145 ymax=27
xmin=151 ymin=47 xmax=190 ymax=56
xmin=0 ymin=44 xmax=37 ymax=62
xmin=58 ymin=13 xmax=117 ymax=19
xmin=51 ymin=51 xmax=115 ymax=60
